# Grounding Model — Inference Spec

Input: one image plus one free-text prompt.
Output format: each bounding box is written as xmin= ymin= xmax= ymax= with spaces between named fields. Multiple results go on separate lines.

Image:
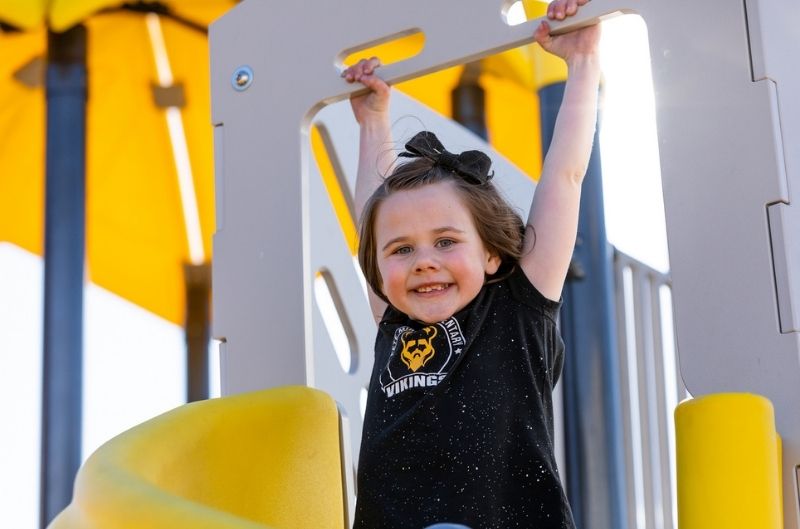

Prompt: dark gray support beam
xmin=539 ymin=81 xmax=627 ymax=529
xmin=451 ymin=62 xmax=487 ymax=141
xmin=185 ymin=262 xmax=212 ymax=402
xmin=40 ymin=24 xmax=88 ymax=528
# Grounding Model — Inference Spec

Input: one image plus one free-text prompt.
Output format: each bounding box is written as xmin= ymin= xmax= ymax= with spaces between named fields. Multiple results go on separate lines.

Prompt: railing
xmin=613 ymin=249 xmax=687 ymax=529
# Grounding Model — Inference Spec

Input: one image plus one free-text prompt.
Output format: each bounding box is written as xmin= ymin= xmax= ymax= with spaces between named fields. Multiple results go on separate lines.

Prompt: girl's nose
xmin=413 ymin=247 xmax=440 ymax=272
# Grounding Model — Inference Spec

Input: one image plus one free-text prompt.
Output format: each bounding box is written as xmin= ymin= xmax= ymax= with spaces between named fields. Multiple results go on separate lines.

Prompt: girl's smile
xmin=374 ymin=181 xmax=500 ymax=323
xmin=413 ymin=283 xmax=450 ymax=293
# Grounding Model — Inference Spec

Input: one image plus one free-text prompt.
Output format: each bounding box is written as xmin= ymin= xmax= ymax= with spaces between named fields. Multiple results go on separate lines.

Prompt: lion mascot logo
xmin=400 ymin=326 xmax=438 ymax=372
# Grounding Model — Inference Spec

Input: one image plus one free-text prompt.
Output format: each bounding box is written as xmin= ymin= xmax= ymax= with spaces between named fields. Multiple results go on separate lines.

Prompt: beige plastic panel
xmin=210 ymin=0 xmax=799 ymax=525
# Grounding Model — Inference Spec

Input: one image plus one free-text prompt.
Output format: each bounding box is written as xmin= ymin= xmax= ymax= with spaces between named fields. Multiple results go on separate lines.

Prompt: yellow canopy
xmin=0 ymin=0 xmax=228 ymax=31
xmin=0 ymin=2 xmax=234 ymax=325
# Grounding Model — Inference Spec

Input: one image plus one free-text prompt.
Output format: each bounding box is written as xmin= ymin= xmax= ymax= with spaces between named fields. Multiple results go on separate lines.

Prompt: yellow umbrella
xmin=0 ymin=1 xmax=234 ymax=524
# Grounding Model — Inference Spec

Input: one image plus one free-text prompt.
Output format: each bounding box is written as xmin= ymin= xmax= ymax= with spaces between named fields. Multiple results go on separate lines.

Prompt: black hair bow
xmin=398 ymin=131 xmax=494 ymax=185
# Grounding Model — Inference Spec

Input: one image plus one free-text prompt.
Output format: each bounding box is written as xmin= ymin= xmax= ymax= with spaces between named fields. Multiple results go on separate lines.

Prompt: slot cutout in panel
xmin=501 ymin=0 xmax=542 ymax=26
xmin=311 ymin=125 xmax=358 ymax=254
xmin=314 ymin=269 xmax=359 ymax=374
xmin=502 ymin=0 xmax=624 ymax=31
xmin=337 ymin=29 xmax=425 ymax=69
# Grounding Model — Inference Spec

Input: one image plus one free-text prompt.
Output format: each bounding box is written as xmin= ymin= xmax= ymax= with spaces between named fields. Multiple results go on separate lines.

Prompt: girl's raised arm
xmin=344 ymin=58 xmax=392 ymax=321
xmin=521 ymin=0 xmax=601 ymax=301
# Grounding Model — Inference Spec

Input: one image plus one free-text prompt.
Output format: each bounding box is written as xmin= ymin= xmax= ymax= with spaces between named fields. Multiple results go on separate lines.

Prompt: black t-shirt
xmin=353 ymin=266 xmax=575 ymax=529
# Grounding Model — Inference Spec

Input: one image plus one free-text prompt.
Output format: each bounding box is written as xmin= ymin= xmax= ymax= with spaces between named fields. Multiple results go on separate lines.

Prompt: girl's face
xmin=374 ymin=181 xmax=500 ymax=323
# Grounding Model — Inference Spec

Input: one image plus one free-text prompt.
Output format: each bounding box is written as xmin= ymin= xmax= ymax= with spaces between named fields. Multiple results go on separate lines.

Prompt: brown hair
xmin=358 ymin=155 xmax=525 ymax=302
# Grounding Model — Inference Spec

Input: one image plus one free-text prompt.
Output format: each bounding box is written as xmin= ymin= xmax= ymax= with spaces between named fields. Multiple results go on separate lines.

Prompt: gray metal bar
xmin=614 ymin=261 xmax=640 ymax=529
xmin=649 ymin=278 xmax=674 ymax=529
xmin=631 ymin=267 xmax=657 ymax=529
xmin=40 ymin=25 xmax=87 ymax=528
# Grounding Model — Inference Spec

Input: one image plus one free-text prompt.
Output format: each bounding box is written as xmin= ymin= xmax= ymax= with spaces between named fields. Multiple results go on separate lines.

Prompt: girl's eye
xmin=393 ymin=246 xmax=412 ymax=255
xmin=436 ymin=239 xmax=455 ymax=248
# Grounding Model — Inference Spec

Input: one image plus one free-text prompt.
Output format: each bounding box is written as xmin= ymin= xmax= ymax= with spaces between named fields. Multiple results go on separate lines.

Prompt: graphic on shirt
xmin=400 ymin=326 xmax=437 ymax=372
xmin=381 ymin=317 xmax=466 ymax=398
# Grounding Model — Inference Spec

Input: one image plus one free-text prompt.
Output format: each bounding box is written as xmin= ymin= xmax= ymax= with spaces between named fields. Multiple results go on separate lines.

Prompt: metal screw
xmin=232 ymin=66 xmax=253 ymax=91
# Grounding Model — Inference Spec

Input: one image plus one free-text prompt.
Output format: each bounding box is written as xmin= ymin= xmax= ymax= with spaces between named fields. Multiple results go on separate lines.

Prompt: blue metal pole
xmin=40 ymin=25 xmax=87 ymax=528
xmin=539 ymin=81 xmax=627 ymax=529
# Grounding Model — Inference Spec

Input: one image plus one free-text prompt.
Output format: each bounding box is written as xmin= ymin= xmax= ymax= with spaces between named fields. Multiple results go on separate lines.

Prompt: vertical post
xmin=539 ymin=81 xmax=628 ymax=529
xmin=185 ymin=262 xmax=212 ymax=401
xmin=40 ymin=24 xmax=88 ymax=528
xmin=451 ymin=62 xmax=487 ymax=140
xmin=675 ymin=394 xmax=782 ymax=529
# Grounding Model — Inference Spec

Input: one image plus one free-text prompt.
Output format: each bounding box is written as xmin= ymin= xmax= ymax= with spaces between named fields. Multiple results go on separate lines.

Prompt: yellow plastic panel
xmin=0 ymin=29 xmax=45 ymax=255
xmin=482 ymin=47 xmax=536 ymax=91
xmin=47 ymin=0 xmax=234 ymax=31
xmin=675 ymin=393 xmax=783 ymax=529
xmin=49 ymin=386 xmax=345 ymax=529
xmin=48 ymin=0 xmax=114 ymax=31
xmin=1 ymin=3 xmax=232 ymax=325
xmin=395 ymin=66 xmax=462 ymax=118
xmin=0 ymin=0 xmax=46 ymax=29
xmin=497 ymin=0 xmax=568 ymax=87
xmin=168 ymin=1 xmax=238 ymax=26
xmin=83 ymin=9 xmax=226 ymax=325
xmin=311 ymin=125 xmax=358 ymax=255
xmin=161 ymin=12 xmax=219 ymax=265
xmin=528 ymin=39 xmax=568 ymax=88
xmin=340 ymin=30 xmax=425 ymax=68
xmin=482 ymin=72 xmax=542 ymax=179
xmin=522 ymin=0 xmax=569 ymax=88
xmin=85 ymin=13 xmax=186 ymax=323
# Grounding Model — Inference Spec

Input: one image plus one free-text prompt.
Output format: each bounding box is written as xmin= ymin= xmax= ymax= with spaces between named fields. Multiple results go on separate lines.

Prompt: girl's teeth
xmin=418 ymin=284 xmax=446 ymax=293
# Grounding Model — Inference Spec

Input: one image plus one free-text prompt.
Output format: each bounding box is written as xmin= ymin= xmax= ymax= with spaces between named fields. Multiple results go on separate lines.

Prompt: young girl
xmin=343 ymin=1 xmax=600 ymax=527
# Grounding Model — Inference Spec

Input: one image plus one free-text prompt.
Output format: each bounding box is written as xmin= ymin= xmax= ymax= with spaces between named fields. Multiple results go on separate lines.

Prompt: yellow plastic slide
xmin=49 ymin=386 xmax=346 ymax=529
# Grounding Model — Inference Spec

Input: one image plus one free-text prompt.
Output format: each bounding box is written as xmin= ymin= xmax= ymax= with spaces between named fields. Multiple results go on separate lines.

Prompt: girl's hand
xmin=534 ymin=0 xmax=600 ymax=63
xmin=343 ymin=57 xmax=391 ymax=126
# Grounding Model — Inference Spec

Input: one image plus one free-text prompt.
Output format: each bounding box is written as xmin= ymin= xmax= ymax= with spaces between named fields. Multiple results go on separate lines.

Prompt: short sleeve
xmin=505 ymin=265 xmax=562 ymax=319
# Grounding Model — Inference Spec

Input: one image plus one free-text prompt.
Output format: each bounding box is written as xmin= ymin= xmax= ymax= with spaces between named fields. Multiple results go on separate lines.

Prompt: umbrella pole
xmin=40 ymin=25 xmax=87 ymax=528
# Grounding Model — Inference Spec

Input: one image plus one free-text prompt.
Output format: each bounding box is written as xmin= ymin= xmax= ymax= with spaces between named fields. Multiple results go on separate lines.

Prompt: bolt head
xmin=231 ymin=66 xmax=253 ymax=91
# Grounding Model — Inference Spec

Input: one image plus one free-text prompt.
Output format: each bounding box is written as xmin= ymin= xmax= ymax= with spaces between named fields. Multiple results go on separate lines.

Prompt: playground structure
xmin=208 ymin=0 xmax=799 ymax=527
xmin=44 ymin=0 xmax=799 ymax=527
